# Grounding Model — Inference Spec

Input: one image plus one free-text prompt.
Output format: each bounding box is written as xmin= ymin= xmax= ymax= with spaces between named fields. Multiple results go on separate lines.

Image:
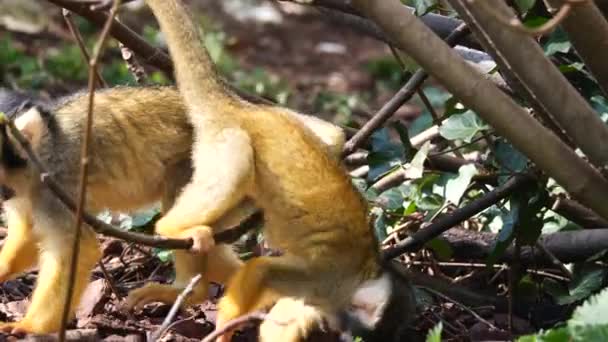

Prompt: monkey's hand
xmin=156 ymin=219 xmax=216 ymax=254
xmin=184 ymin=225 xmax=215 ymax=254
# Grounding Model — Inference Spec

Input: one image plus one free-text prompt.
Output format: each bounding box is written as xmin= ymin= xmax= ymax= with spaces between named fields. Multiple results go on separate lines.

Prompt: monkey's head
xmin=0 ymin=89 xmax=49 ymax=191
xmin=340 ymin=261 xmax=417 ymax=342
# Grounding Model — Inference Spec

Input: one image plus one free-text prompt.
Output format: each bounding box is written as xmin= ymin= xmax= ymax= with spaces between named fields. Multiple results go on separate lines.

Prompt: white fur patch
xmin=14 ymin=107 xmax=44 ymax=148
xmin=348 ymin=273 xmax=391 ymax=329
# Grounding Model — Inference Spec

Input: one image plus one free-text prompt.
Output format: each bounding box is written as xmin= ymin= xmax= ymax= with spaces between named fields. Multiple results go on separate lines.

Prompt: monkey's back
xmin=239 ymin=104 xmax=379 ymax=272
xmin=36 ymin=86 xmax=193 ymax=212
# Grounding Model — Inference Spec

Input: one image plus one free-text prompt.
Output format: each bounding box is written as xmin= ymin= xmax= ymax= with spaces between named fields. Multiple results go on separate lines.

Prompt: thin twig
xmin=62 ymin=9 xmax=108 ymax=88
xmin=59 ymin=2 xmax=121 ymax=340
xmin=382 ymin=175 xmax=533 ymax=259
xmin=421 ymin=285 xmax=498 ymax=331
xmin=115 ymin=15 xmax=147 ymax=84
xmin=535 ymin=241 xmax=573 ymax=279
xmin=201 ymin=311 xmax=268 ymax=342
xmin=341 ymin=23 xmax=469 ymax=157
xmin=98 ymin=261 xmax=121 ymax=300
xmin=150 ymin=274 xmax=203 ymax=341
xmin=64 ymin=7 xmax=121 ymax=298
xmin=119 ymin=42 xmax=147 ymax=84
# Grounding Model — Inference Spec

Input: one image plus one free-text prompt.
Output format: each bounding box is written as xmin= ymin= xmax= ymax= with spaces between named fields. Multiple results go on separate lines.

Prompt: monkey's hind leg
xmin=216 ymin=256 xmax=331 ymax=342
xmin=125 ymin=161 xmax=245 ymax=309
xmin=0 ymin=223 xmax=101 ymax=334
xmin=0 ymin=198 xmax=38 ymax=282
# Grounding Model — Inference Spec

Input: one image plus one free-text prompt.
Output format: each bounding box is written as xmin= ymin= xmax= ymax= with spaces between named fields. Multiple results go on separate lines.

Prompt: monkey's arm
xmin=155 ymin=127 xmax=254 ymax=253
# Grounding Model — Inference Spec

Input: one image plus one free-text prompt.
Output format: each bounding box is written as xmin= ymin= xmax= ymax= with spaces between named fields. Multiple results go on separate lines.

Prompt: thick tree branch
xmin=342 ymin=24 xmax=469 ymax=156
xmin=452 ymin=0 xmax=608 ymax=170
xmin=546 ymin=0 xmax=608 ymax=98
xmin=280 ymin=0 xmax=481 ymax=49
xmin=444 ymin=228 xmax=608 ymax=264
xmin=352 ymin=0 xmax=608 ymax=223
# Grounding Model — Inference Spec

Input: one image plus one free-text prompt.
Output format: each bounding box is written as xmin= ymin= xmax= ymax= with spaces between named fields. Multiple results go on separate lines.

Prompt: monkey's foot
xmin=0 ymin=320 xmax=42 ymax=335
xmin=259 ymin=298 xmax=330 ymax=342
xmin=124 ymin=283 xmax=207 ymax=310
xmin=179 ymin=225 xmax=215 ymax=254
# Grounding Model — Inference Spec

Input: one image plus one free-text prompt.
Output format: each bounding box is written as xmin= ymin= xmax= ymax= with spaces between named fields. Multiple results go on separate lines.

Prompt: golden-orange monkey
xmin=0 ymin=86 xmax=346 ymax=335
xmin=141 ymin=0 xmax=415 ymax=340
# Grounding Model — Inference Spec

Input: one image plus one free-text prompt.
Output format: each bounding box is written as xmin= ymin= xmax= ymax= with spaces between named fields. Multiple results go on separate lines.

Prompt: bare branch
xmin=341 ymin=23 xmax=470 ymax=156
xmin=59 ymin=1 xmax=122 ymax=339
xmin=62 ymin=9 xmax=108 ymax=88
xmin=545 ymin=0 xmax=608 ymax=98
xmin=452 ymin=0 xmax=608 ymax=170
xmin=352 ymin=0 xmax=608 ymax=222
xmin=382 ymin=175 xmax=532 ymax=260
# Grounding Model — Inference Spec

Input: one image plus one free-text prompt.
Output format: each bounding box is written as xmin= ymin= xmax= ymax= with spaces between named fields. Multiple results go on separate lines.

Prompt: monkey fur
xmin=139 ymin=1 xmax=416 ymax=341
xmin=0 ymin=86 xmax=345 ymax=334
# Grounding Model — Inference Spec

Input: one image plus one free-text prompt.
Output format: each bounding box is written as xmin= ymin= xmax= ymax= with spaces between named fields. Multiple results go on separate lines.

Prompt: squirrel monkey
xmin=0 ymin=87 xmax=345 ymax=335
xmin=142 ymin=0 xmax=415 ymax=340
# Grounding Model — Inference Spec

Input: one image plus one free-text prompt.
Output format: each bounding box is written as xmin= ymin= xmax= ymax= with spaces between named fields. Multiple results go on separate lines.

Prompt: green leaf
xmin=557 ymin=266 xmax=607 ymax=305
xmin=568 ymin=286 xmax=608 ymax=341
xmin=515 ymin=0 xmax=536 ymax=13
xmin=416 ymin=193 xmax=444 ymax=212
xmin=411 ymin=0 xmax=439 ymax=16
xmin=495 ymin=140 xmax=529 ymax=173
xmin=154 ymin=249 xmax=174 ymax=263
xmin=425 ymin=322 xmax=443 ymax=342
xmin=393 ymin=122 xmax=414 ymax=159
xmin=425 ymin=238 xmax=453 ymax=260
xmin=367 ymin=128 xmax=405 ymax=181
xmin=522 ymin=16 xmax=548 ymax=29
xmin=439 ymin=111 xmax=488 ymax=143
xmin=403 ymin=141 xmax=431 ymax=179
xmin=372 ymin=207 xmax=389 ymax=241
xmin=444 ymin=164 xmax=478 ymax=205
xmin=487 ymin=198 xmax=519 ymax=266
xmin=544 ymin=28 xmax=571 ymax=56
xmin=378 ymin=187 xmax=405 ymax=211
xmin=517 ymin=327 xmax=570 ymax=341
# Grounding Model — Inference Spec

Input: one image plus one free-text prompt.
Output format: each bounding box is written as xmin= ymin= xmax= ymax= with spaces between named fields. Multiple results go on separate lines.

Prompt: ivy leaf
xmin=409 ymin=0 xmax=439 ymax=16
xmin=367 ymin=128 xmax=405 ymax=181
xmin=569 ymin=287 xmax=608 ymax=341
xmin=439 ymin=111 xmax=488 ymax=142
xmin=403 ymin=141 xmax=431 ymax=179
xmin=154 ymin=249 xmax=174 ymax=263
xmin=425 ymin=238 xmax=453 ymax=260
xmin=372 ymin=207 xmax=389 ymax=241
xmin=515 ymin=0 xmax=536 ymax=13
xmin=487 ymin=197 xmax=519 ymax=266
xmin=544 ymin=28 xmax=571 ymax=56
xmin=557 ymin=266 xmax=608 ymax=305
xmin=445 ymin=164 xmax=478 ymax=205
xmin=517 ymin=327 xmax=570 ymax=341
xmin=377 ymin=187 xmax=405 ymax=211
